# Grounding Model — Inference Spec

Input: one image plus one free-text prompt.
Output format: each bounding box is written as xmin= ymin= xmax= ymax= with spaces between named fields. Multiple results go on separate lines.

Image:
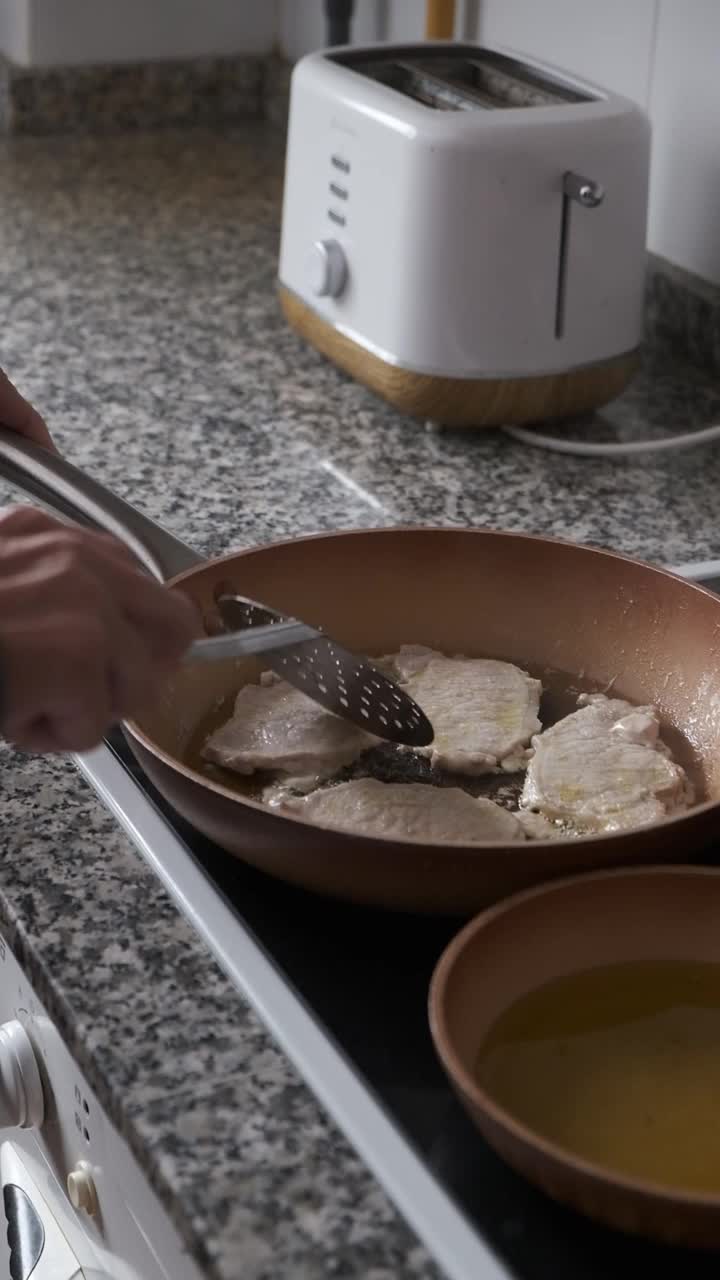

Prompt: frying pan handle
xmin=0 ymin=427 xmax=202 ymax=582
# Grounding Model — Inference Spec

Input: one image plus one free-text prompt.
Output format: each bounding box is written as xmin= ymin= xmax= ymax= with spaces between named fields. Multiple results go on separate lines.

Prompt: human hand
xmin=0 ymin=368 xmax=55 ymax=451
xmin=0 ymin=506 xmax=201 ymax=753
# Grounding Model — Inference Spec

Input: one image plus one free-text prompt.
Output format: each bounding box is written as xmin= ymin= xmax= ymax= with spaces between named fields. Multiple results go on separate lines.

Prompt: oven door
xmin=2 ymin=1142 xmax=108 ymax=1280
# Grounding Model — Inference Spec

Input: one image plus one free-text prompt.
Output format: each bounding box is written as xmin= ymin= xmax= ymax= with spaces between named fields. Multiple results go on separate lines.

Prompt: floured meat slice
xmin=520 ymin=694 xmax=692 ymax=834
xmin=384 ymin=645 xmax=541 ymax=775
xmin=202 ymin=680 xmax=377 ymax=786
xmin=275 ymin=778 xmax=525 ymax=843
xmin=515 ymin=810 xmax=578 ymax=841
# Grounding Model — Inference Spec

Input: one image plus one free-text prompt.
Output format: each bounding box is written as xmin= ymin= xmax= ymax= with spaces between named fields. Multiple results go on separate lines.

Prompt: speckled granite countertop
xmin=1 ymin=122 xmax=720 ymax=1280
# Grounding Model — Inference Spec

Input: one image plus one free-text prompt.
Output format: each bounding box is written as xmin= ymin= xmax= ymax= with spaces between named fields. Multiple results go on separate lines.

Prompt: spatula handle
xmin=187 ymin=621 xmax=317 ymax=663
xmin=0 ymin=428 xmax=201 ymax=582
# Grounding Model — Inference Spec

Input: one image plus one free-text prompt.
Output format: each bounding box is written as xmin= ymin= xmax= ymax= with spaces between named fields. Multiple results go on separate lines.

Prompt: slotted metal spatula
xmin=0 ymin=426 xmax=432 ymax=750
xmin=188 ymin=592 xmax=434 ymax=749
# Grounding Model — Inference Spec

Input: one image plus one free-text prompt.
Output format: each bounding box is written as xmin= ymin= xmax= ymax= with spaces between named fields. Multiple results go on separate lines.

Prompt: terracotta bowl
xmin=428 ymin=866 xmax=720 ymax=1249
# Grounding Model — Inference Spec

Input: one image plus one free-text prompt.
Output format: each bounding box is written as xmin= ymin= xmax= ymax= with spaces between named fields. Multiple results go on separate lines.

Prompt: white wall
xmin=477 ymin=0 xmax=659 ymax=104
xmin=0 ymin=0 xmax=276 ymax=66
xmin=0 ymin=0 xmax=29 ymax=62
xmin=645 ymin=0 xmax=720 ymax=286
xmin=475 ymin=0 xmax=720 ymax=285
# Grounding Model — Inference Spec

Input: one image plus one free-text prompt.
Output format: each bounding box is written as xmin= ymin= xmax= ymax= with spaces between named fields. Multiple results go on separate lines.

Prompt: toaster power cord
xmin=502 ymin=422 xmax=720 ymax=456
xmin=325 ymin=0 xmax=355 ymax=46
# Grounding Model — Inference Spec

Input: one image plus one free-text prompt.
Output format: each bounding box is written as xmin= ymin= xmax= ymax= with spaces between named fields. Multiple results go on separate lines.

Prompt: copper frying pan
xmin=2 ymin=428 xmax=720 ymax=916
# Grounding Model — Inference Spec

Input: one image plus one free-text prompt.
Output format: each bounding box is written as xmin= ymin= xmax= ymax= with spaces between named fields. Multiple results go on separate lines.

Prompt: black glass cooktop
xmin=106 ymin=729 xmax=720 ymax=1280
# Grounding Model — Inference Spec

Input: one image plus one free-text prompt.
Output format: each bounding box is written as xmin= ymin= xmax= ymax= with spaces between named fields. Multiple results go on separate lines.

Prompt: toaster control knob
xmin=0 ymin=1020 xmax=44 ymax=1130
xmin=307 ymin=239 xmax=347 ymax=298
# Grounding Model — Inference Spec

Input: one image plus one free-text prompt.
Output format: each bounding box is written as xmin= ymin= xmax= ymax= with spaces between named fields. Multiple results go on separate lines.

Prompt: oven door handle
xmin=1 ymin=1142 xmax=108 ymax=1279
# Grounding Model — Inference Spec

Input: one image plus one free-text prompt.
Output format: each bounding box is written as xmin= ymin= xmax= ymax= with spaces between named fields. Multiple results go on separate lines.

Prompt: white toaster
xmin=278 ymin=41 xmax=651 ymax=428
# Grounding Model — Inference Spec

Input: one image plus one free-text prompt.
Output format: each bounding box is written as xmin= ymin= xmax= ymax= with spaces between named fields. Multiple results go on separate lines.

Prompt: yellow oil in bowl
xmin=475 ymin=960 xmax=720 ymax=1193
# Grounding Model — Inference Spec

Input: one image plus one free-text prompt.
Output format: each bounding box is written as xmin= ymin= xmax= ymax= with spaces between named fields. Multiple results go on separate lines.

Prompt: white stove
xmin=0 ymin=934 xmax=204 ymax=1280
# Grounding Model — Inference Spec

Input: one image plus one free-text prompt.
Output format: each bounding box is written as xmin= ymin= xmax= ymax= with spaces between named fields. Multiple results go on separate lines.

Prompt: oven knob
xmin=67 ymin=1161 xmax=98 ymax=1216
xmin=307 ymin=238 xmax=347 ymax=298
xmin=0 ymin=1020 xmax=44 ymax=1130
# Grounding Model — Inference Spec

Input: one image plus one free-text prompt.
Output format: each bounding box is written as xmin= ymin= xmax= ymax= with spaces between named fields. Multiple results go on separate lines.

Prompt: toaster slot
xmin=441 ymin=54 xmax=590 ymax=108
xmin=364 ymin=61 xmax=476 ymax=112
xmin=332 ymin=45 xmax=595 ymax=110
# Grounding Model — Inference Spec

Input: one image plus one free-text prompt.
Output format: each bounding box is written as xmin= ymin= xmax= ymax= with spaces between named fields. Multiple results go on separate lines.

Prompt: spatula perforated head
xmin=213 ymin=590 xmax=434 ymax=748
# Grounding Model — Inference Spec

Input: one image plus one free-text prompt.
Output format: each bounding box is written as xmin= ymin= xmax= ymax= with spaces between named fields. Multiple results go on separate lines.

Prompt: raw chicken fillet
xmin=520 ymin=694 xmax=692 ymax=834
xmin=386 ymin=645 xmax=541 ymax=775
xmin=277 ymin=778 xmax=525 ymax=843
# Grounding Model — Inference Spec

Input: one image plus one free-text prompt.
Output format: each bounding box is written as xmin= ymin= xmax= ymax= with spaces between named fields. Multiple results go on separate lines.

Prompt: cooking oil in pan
xmin=476 ymin=959 xmax=720 ymax=1193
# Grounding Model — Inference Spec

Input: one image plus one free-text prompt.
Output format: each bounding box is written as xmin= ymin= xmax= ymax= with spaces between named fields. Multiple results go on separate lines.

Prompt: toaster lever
xmin=555 ymin=171 xmax=604 ymax=339
xmin=562 ymin=172 xmax=604 ymax=209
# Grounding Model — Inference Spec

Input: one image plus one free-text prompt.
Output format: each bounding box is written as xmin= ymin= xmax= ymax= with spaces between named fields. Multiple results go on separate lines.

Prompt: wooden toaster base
xmin=279 ymin=286 xmax=640 ymax=429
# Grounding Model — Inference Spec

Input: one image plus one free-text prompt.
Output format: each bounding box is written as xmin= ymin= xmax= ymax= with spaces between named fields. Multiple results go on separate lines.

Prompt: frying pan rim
xmin=126 ymin=525 xmax=720 ymax=853
xmin=428 ymin=864 xmax=720 ymax=1211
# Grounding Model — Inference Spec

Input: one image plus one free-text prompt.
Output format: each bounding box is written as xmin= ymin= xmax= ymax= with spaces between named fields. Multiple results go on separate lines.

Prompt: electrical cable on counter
xmin=502 ymin=422 xmax=720 ymax=456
